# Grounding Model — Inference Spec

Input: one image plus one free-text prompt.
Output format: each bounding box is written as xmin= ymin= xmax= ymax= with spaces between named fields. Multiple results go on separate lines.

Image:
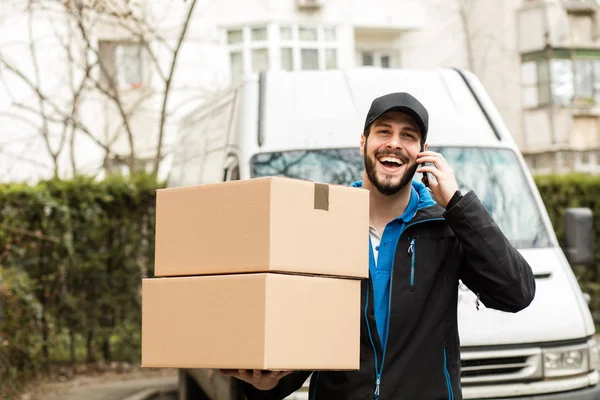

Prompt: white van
xmin=167 ymin=68 xmax=600 ymax=400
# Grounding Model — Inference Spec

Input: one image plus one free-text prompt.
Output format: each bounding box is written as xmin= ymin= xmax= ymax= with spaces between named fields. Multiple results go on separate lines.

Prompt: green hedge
xmin=534 ymin=174 xmax=600 ymax=322
xmin=0 ymin=174 xmax=162 ymax=395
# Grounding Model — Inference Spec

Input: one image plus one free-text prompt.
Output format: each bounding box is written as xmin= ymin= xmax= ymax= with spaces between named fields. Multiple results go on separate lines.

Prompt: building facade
xmin=517 ymin=0 xmax=600 ymax=174
xmin=0 ymin=0 xmax=598 ymax=182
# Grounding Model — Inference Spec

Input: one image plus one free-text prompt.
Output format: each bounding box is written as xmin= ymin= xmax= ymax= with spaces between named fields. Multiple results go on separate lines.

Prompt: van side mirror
xmin=564 ymin=208 xmax=594 ymax=266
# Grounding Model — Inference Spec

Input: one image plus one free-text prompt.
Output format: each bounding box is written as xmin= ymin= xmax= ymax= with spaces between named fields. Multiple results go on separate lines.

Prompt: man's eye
xmin=378 ymin=130 xmax=390 ymax=134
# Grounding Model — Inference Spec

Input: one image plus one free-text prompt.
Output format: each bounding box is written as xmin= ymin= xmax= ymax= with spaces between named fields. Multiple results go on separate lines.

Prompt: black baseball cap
xmin=363 ymin=92 xmax=429 ymax=142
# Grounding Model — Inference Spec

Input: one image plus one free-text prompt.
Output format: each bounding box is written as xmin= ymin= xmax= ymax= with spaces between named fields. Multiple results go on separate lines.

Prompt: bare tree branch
xmin=105 ymin=11 xmax=175 ymax=73
xmin=11 ymin=101 xmax=109 ymax=152
xmin=107 ymin=89 xmax=157 ymax=144
xmin=71 ymin=4 xmax=137 ymax=171
xmin=0 ymin=147 xmax=52 ymax=169
xmin=152 ymin=0 xmax=199 ymax=176
xmin=27 ymin=6 xmax=62 ymax=178
xmin=0 ymin=111 xmax=42 ymax=131
xmin=457 ymin=0 xmax=476 ymax=73
xmin=2 ymin=0 xmax=207 ymax=179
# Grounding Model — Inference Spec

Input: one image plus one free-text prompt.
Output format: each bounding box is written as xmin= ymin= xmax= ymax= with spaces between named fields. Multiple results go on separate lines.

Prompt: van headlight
xmin=543 ymin=342 xmax=593 ymax=377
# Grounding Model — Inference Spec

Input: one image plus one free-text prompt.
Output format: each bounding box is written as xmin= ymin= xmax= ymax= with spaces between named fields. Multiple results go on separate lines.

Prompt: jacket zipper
xmin=364 ymin=217 xmax=444 ymax=399
xmin=364 ymin=283 xmax=381 ymax=399
xmin=311 ymin=371 xmax=320 ymax=399
xmin=444 ymin=348 xmax=455 ymax=400
xmin=408 ymin=238 xmax=416 ymax=291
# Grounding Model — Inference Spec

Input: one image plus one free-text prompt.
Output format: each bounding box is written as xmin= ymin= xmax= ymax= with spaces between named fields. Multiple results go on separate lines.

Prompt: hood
xmin=350 ymin=179 xmax=437 ymax=211
xmin=458 ymin=247 xmax=595 ymax=347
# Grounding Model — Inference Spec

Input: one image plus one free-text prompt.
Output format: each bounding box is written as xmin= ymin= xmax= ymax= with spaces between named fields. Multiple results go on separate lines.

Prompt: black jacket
xmin=244 ymin=190 xmax=536 ymax=400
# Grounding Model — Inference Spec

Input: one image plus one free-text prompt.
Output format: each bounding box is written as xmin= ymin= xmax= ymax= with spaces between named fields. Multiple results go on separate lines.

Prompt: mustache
xmin=374 ymin=149 xmax=410 ymax=164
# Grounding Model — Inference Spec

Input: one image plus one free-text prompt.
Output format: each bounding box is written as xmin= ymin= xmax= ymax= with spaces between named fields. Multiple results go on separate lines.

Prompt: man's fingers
xmin=262 ymin=370 xmax=293 ymax=381
xmin=274 ymin=371 xmax=293 ymax=380
xmin=417 ymin=166 xmax=441 ymax=179
xmin=253 ymin=370 xmax=262 ymax=380
xmin=418 ymin=150 xmax=443 ymax=158
xmin=417 ymin=155 xmax=451 ymax=171
xmin=416 ymin=156 xmax=442 ymax=170
xmin=238 ymin=369 xmax=251 ymax=381
xmin=218 ymin=369 xmax=237 ymax=377
xmin=261 ymin=370 xmax=281 ymax=380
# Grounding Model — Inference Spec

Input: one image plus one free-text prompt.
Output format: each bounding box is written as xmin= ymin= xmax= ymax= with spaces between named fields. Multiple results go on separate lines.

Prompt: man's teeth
xmin=379 ymin=157 xmax=402 ymax=165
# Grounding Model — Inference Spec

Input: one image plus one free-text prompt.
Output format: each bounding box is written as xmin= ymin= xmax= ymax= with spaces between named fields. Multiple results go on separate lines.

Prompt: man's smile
xmin=377 ymin=154 xmax=407 ymax=174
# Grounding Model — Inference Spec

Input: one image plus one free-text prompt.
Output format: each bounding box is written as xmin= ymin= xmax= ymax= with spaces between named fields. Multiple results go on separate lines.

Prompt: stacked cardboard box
xmin=141 ymin=177 xmax=369 ymax=371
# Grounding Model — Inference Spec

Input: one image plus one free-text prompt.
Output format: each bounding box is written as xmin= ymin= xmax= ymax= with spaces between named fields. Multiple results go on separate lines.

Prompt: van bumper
xmin=490 ymin=384 xmax=600 ymax=400
xmin=463 ymin=371 xmax=600 ymax=399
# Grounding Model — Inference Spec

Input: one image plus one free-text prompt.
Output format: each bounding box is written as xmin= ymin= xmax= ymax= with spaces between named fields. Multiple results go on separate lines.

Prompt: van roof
xmin=258 ymin=68 xmax=508 ymax=152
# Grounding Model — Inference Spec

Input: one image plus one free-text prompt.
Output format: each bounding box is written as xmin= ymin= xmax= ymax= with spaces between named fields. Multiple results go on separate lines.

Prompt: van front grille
xmin=460 ymin=349 xmax=542 ymax=384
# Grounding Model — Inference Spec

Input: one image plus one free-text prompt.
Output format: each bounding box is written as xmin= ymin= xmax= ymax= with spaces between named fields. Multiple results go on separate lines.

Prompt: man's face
xmin=360 ymin=111 xmax=423 ymax=196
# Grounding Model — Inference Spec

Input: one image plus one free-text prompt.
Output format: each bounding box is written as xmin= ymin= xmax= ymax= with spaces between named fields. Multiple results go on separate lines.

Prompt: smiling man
xmin=223 ymin=92 xmax=536 ymax=400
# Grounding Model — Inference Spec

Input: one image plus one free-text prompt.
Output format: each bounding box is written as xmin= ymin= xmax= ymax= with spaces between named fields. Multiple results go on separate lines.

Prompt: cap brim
xmin=366 ymin=106 xmax=427 ymax=137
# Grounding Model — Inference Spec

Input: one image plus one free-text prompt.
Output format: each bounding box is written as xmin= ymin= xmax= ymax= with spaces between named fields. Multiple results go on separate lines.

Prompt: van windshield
xmin=250 ymin=147 xmax=551 ymax=249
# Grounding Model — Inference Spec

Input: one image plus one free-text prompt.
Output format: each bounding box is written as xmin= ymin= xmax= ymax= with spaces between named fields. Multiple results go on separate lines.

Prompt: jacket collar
xmin=350 ymin=179 xmax=446 ymax=223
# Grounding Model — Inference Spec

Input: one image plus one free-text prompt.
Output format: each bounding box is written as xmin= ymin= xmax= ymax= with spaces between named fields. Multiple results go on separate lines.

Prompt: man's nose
xmin=386 ymin=133 xmax=403 ymax=149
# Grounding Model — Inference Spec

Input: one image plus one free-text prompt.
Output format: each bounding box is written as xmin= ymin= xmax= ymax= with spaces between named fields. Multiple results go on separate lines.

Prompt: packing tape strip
xmin=314 ymin=183 xmax=329 ymax=211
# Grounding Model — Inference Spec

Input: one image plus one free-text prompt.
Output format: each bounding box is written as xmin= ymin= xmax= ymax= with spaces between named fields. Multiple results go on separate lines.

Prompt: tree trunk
xmin=69 ymin=328 xmax=76 ymax=373
xmin=86 ymin=329 xmax=95 ymax=363
xmin=102 ymin=337 xmax=111 ymax=363
xmin=41 ymin=312 xmax=50 ymax=372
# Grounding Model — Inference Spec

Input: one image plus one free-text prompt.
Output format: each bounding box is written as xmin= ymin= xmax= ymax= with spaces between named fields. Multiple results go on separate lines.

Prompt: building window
xmin=227 ymin=30 xmax=243 ymax=44
xmin=251 ymin=27 xmax=268 ymax=41
xmin=280 ymin=26 xmax=292 ymax=40
xmin=252 ymin=49 xmax=269 ymax=73
xmin=98 ymin=41 xmax=144 ymax=90
xmin=381 ymin=55 xmax=390 ymax=68
xmin=230 ymin=52 xmax=243 ymax=78
xmin=325 ymin=49 xmax=337 ymax=69
xmin=358 ymin=51 xmax=396 ymax=68
xmin=581 ymin=151 xmax=590 ymax=165
xmin=301 ymin=49 xmax=319 ymax=70
xmin=324 ymin=26 xmax=337 ymax=42
xmin=226 ymin=24 xmax=339 ymax=80
xmin=521 ymin=49 xmax=600 ymax=108
xmin=281 ymin=48 xmax=293 ymax=71
xmin=299 ymin=26 xmax=318 ymax=41
xmin=555 ymin=151 xmax=565 ymax=171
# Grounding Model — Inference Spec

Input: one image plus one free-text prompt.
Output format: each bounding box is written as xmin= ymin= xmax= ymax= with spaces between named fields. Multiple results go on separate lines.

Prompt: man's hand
xmin=219 ymin=369 xmax=293 ymax=391
xmin=416 ymin=151 xmax=459 ymax=209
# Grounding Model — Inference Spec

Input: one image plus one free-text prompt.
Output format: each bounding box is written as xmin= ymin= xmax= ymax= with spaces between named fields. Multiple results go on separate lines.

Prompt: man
xmin=221 ymin=92 xmax=536 ymax=399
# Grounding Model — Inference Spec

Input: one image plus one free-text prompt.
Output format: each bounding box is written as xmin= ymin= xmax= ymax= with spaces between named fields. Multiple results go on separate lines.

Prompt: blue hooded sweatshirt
xmin=350 ymin=180 xmax=437 ymax=345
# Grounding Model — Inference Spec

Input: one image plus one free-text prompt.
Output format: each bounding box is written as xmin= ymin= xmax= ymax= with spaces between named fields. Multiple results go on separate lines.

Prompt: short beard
xmin=364 ymin=140 xmax=417 ymax=196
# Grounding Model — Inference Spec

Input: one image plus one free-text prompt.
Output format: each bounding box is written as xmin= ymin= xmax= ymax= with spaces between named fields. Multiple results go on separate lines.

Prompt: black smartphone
xmin=420 ymin=144 xmax=429 ymax=187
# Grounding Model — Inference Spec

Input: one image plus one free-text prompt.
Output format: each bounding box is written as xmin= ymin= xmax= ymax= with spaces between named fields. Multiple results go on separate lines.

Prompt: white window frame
xmin=225 ymin=23 xmax=339 ymax=80
xmin=356 ymin=49 xmax=399 ymax=69
xmin=98 ymin=40 xmax=145 ymax=91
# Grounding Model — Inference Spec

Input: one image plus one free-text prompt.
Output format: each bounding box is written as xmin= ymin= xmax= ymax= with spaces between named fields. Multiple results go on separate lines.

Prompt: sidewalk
xmin=20 ymin=369 xmax=177 ymax=400
xmin=40 ymin=376 xmax=176 ymax=400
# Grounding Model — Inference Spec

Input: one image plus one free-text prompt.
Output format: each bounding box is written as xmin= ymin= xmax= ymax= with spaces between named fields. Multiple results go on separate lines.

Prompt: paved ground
xmin=38 ymin=376 xmax=177 ymax=400
xmin=19 ymin=369 xmax=177 ymax=400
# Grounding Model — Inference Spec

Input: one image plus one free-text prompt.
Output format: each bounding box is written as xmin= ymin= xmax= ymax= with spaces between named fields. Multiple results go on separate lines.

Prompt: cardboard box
xmin=141 ymin=273 xmax=361 ymax=370
xmin=154 ymin=177 xmax=369 ymax=278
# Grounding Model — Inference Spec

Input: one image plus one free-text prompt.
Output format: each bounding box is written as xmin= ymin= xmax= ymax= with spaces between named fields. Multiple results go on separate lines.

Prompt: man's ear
xmin=424 ymin=143 xmax=428 ymax=152
xmin=360 ymin=134 xmax=366 ymax=156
